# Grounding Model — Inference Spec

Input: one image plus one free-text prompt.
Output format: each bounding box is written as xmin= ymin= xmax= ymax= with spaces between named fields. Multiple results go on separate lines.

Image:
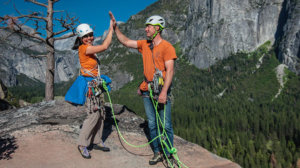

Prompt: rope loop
xmin=170 ymin=147 xmax=177 ymax=154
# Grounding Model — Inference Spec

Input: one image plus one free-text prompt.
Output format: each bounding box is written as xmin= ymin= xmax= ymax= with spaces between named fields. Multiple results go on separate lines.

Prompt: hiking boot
xmin=149 ymin=152 xmax=163 ymax=165
xmin=77 ymin=146 xmax=91 ymax=159
xmin=93 ymin=143 xmax=110 ymax=152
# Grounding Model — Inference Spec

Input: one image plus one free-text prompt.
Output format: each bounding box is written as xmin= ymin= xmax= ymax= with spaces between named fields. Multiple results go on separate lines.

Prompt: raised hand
xmin=109 ymin=11 xmax=117 ymax=28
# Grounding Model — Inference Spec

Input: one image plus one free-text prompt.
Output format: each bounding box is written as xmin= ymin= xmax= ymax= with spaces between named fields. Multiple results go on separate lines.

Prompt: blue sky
xmin=0 ymin=0 xmax=158 ymax=37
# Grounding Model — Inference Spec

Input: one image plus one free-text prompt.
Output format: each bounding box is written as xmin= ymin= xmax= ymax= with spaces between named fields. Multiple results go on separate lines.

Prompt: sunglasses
xmin=82 ymin=32 xmax=94 ymax=38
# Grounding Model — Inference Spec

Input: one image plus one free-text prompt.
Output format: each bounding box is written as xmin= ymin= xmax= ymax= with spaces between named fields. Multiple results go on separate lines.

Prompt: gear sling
xmin=143 ymin=42 xmax=164 ymax=100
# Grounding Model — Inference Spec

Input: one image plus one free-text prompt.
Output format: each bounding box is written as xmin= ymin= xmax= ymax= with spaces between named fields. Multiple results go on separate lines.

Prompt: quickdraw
xmin=86 ymin=77 xmax=107 ymax=114
xmin=87 ymin=77 xmax=105 ymax=98
xmin=151 ymin=70 xmax=164 ymax=100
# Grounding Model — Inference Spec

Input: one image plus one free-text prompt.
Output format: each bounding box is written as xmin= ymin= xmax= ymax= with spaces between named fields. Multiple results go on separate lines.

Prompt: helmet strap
xmin=151 ymin=30 xmax=158 ymax=40
xmin=149 ymin=27 xmax=162 ymax=41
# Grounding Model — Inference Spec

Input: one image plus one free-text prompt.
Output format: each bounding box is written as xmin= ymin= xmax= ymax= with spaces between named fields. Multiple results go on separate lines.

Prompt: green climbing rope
xmin=102 ymin=81 xmax=162 ymax=148
xmin=148 ymin=85 xmax=189 ymax=168
xmin=102 ymin=81 xmax=189 ymax=168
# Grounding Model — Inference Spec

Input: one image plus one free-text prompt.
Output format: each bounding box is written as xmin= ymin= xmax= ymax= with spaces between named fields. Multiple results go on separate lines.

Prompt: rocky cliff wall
xmin=278 ymin=0 xmax=300 ymax=74
xmin=182 ymin=0 xmax=284 ymax=68
xmin=117 ymin=0 xmax=286 ymax=69
xmin=0 ymin=28 xmax=78 ymax=87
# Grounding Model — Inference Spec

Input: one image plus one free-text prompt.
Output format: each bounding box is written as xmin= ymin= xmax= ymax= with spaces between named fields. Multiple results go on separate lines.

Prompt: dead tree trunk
xmin=45 ymin=0 xmax=54 ymax=100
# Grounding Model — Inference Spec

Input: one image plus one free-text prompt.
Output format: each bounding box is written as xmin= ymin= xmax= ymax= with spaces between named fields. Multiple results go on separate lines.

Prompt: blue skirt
xmin=65 ymin=76 xmax=93 ymax=105
xmin=64 ymin=75 xmax=112 ymax=106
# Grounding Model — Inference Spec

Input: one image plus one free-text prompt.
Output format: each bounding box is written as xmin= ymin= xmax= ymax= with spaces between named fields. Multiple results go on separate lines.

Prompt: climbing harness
xmin=84 ymin=55 xmax=109 ymax=114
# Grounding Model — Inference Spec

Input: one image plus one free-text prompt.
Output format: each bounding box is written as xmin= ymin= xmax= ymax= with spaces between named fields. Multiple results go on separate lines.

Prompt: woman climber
xmin=68 ymin=15 xmax=113 ymax=159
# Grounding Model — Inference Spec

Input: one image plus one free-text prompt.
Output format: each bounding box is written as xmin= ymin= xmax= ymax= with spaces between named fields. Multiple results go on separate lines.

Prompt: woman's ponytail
xmin=72 ymin=37 xmax=82 ymax=50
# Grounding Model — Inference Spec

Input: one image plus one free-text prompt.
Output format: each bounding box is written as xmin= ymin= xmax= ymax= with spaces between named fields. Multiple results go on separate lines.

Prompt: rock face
xmin=0 ymin=99 xmax=241 ymax=168
xmin=114 ymin=0 xmax=299 ymax=73
xmin=278 ymin=0 xmax=300 ymax=75
xmin=0 ymin=28 xmax=78 ymax=87
xmin=126 ymin=0 xmax=285 ymax=68
xmin=182 ymin=0 xmax=284 ymax=68
xmin=0 ymin=28 xmax=109 ymax=88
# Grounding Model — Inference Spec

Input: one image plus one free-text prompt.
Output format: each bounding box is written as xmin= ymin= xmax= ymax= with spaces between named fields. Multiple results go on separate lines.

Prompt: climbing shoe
xmin=149 ymin=152 xmax=163 ymax=165
xmin=77 ymin=146 xmax=91 ymax=159
xmin=93 ymin=143 xmax=110 ymax=152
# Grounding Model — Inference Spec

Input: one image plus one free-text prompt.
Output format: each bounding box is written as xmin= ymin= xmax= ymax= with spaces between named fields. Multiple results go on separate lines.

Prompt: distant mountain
xmin=1 ymin=0 xmax=298 ymax=88
xmin=110 ymin=0 xmax=299 ymax=72
xmin=54 ymin=33 xmax=77 ymax=51
xmin=95 ymin=0 xmax=299 ymax=92
xmin=0 ymin=0 xmax=299 ymax=88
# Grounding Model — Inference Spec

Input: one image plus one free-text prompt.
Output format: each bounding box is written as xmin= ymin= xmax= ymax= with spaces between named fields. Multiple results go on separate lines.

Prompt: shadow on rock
xmin=0 ymin=136 xmax=18 ymax=160
xmin=0 ymin=99 xmax=13 ymax=111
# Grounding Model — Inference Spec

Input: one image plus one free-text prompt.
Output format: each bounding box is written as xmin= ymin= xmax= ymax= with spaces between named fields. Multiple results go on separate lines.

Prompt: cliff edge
xmin=0 ymin=99 xmax=240 ymax=168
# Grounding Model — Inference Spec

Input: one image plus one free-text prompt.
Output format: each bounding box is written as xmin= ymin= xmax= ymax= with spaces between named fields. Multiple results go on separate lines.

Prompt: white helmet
xmin=145 ymin=15 xmax=165 ymax=29
xmin=76 ymin=23 xmax=93 ymax=37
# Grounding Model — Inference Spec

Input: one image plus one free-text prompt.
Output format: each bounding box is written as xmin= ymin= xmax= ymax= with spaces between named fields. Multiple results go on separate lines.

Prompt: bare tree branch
xmin=13 ymin=3 xmax=22 ymax=16
xmin=25 ymin=0 xmax=47 ymax=8
xmin=9 ymin=18 xmax=45 ymax=42
xmin=32 ymin=20 xmax=42 ymax=36
xmin=12 ymin=13 xmax=47 ymax=21
xmin=53 ymin=12 xmax=78 ymax=37
xmin=54 ymin=32 xmax=75 ymax=40
xmin=13 ymin=2 xmax=47 ymax=21
xmin=53 ymin=28 xmax=70 ymax=36
xmin=1 ymin=15 xmax=44 ymax=42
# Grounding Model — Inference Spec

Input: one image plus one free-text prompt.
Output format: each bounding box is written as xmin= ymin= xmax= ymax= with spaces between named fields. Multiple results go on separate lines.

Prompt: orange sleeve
xmin=137 ymin=40 xmax=149 ymax=53
xmin=163 ymin=44 xmax=177 ymax=62
xmin=137 ymin=40 xmax=142 ymax=53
